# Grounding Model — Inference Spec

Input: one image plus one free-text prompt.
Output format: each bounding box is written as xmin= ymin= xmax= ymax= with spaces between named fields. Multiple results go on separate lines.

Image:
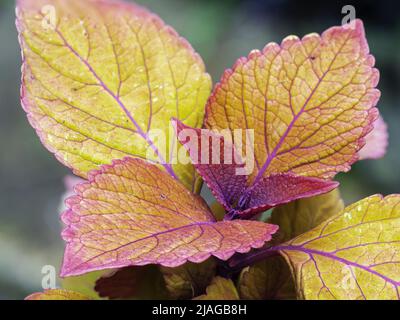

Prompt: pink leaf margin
xmin=204 ymin=19 xmax=380 ymax=179
xmin=359 ymin=115 xmax=388 ymax=160
xmin=60 ymin=157 xmax=279 ymax=277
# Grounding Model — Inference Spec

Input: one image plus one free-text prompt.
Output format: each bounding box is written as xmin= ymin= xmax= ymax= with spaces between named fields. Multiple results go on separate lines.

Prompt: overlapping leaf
xmin=359 ymin=115 xmax=388 ymax=160
xmin=161 ymin=259 xmax=217 ymax=299
xmin=61 ymin=157 xmax=278 ymax=277
xmin=17 ymin=0 xmax=211 ymax=190
xmin=274 ymin=195 xmax=400 ymax=300
xmin=95 ymin=266 xmax=168 ymax=300
xmin=183 ymin=20 xmax=380 ymax=217
xmin=26 ymin=289 xmax=91 ymax=300
xmin=271 ymin=189 xmax=344 ymax=243
xmin=194 ymin=277 xmax=239 ymax=300
xmin=238 ymin=256 xmax=296 ymax=300
xmin=62 ymin=251 xmax=168 ymax=300
xmin=236 ymin=190 xmax=344 ymax=300
xmin=175 ymin=120 xmax=338 ymax=219
xmin=61 ymin=270 xmax=106 ymax=299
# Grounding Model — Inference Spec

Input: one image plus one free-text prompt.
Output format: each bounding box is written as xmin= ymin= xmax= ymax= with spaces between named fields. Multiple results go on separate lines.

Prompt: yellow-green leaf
xmin=61 ymin=271 xmax=105 ymax=299
xmin=238 ymin=255 xmax=296 ymax=300
xmin=194 ymin=277 xmax=239 ymax=300
xmin=275 ymin=195 xmax=400 ymax=300
xmin=26 ymin=289 xmax=91 ymax=300
xmin=271 ymin=189 xmax=344 ymax=243
xmin=161 ymin=259 xmax=217 ymax=299
xmin=17 ymin=0 xmax=211 ymax=190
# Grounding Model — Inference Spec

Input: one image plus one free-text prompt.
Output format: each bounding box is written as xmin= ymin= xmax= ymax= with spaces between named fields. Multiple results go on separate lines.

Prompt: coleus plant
xmin=16 ymin=0 xmax=398 ymax=300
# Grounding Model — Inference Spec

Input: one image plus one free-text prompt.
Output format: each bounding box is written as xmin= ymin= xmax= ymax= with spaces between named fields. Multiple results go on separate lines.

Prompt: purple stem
xmin=230 ymin=244 xmax=400 ymax=292
xmin=228 ymin=246 xmax=279 ymax=271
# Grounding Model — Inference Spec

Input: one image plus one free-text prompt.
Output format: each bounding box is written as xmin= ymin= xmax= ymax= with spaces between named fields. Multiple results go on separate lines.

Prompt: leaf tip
xmin=359 ymin=115 xmax=389 ymax=160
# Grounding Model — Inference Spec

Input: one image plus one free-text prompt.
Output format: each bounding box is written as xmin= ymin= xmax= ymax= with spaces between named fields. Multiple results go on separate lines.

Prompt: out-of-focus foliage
xmin=1 ymin=0 xmax=400 ymax=299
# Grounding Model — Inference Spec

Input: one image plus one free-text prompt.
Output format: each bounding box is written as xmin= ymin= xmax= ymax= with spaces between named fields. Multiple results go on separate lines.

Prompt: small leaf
xmin=95 ymin=266 xmax=168 ymax=300
xmin=26 ymin=289 xmax=91 ymax=300
xmin=61 ymin=271 xmax=105 ymax=299
xmin=271 ymin=189 xmax=344 ymax=243
xmin=175 ymin=120 xmax=338 ymax=218
xmin=161 ymin=259 xmax=217 ymax=299
xmin=17 ymin=0 xmax=211 ymax=190
xmin=238 ymin=255 xmax=296 ymax=300
xmin=194 ymin=20 xmax=379 ymax=216
xmin=173 ymin=119 xmax=247 ymax=211
xmin=274 ymin=195 xmax=400 ymax=300
xmin=239 ymin=173 xmax=339 ymax=218
xmin=359 ymin=115 xmax=388 ymax=160
xmin=194 ymin=277 xmax=239 ymax=300
xmin=61 ymin=157 xmax=278 ymax=276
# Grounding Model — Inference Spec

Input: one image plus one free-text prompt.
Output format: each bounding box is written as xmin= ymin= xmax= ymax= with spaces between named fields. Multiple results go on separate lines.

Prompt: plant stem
xmin=228 ymin=246 xmax=279 ymax=272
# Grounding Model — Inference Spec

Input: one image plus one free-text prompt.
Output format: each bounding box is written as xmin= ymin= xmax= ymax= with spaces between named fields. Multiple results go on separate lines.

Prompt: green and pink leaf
xmin=17 ymin=0 xmax=211 ymax=191
xmin=60 ymin=158 xmax=278 ymax=276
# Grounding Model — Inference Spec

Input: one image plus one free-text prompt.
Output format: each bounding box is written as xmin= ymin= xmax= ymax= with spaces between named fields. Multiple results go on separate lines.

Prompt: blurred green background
xmin=0 ymin=0 xmax=399 ymax=299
